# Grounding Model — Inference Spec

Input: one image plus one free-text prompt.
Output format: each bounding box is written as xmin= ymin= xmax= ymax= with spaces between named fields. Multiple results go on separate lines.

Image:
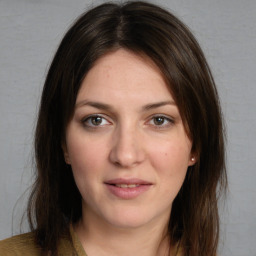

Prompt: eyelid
xmin=81 ymin=114 xmax=112 ymax=128
xmin=146 ymin=114 xmax=175 ymax=128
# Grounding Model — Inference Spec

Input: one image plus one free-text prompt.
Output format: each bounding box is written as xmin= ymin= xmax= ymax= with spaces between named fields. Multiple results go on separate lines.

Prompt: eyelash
xmin=82 ymin=114 xmax=111 ymax=128
xmin=81 ymin=114 xmax=174 ymax=129
xmin=147 ymin=115 xmax=174 ymax=129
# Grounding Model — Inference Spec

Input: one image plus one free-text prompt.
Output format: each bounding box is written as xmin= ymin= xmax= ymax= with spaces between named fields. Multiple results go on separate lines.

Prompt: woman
xmin=0 ymin=1 xmax=227 ymax=255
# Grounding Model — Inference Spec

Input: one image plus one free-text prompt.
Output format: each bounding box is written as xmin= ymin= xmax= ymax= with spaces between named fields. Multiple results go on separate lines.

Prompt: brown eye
xmin=82 ymin=115 xmax=110 ymax=128
xmin=91 ymin=116 xmax=103 ymax=126
xmin=148 ymin=115 xmax=174 ymax=129
xmin=153 ymin=116 xmax=165 ymax=125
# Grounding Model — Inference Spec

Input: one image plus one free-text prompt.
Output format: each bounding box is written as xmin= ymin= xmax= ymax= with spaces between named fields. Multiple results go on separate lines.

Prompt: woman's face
xmin=64 ymin=49 xmax=194 ymax=230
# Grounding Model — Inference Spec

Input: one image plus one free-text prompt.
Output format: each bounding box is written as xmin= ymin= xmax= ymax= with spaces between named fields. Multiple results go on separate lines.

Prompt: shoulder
xmin=0 ymin=230 xmax=82 ymax=256
xmin=0 ymin=232 xmax=42 ymax=255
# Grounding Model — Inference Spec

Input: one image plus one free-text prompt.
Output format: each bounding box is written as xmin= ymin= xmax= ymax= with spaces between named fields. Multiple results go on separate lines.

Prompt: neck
xmin=74 ymin=207 xmax=174 ymax=256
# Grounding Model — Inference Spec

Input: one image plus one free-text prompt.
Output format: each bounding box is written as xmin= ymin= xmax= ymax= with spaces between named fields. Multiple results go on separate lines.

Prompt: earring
xmin=191 ymin=157 xmax=195 ymax=162
xmin=64 ymin=153 xmax=70 ymax=164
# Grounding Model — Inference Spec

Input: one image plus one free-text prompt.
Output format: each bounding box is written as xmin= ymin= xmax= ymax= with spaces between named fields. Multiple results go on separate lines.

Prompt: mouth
xmin=113 ymin=184 xmax=140 ymax=188
xmin=105 ymin=178 xmax=152 ymax=187
xmin=104 ymin=178 xmax=152 ymax=199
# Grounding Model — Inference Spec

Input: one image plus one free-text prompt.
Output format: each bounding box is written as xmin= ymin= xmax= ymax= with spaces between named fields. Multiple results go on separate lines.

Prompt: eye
xmin=148 ymin=115 xmax=174 ymax=128
xmin=82 ymin=115 xmax=111 ymax=127
xmin=153 ymin=116 xmax=166 ymax=125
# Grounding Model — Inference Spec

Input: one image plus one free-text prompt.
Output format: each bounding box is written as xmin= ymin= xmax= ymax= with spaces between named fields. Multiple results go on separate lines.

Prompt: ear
xmin=62 ymin=142 xmax=71 ymax=165
xmin=188 ymin=155 xmax=196 ymax=166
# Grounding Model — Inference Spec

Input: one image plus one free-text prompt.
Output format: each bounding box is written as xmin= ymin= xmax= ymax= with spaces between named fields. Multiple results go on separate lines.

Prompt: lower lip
xmin=105 ymin=184 xmax=151 ymax=199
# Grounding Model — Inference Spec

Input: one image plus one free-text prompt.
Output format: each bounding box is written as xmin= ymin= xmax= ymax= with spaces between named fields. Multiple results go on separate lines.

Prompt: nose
xmin=109 ymin=125 xmax=145 ymax=168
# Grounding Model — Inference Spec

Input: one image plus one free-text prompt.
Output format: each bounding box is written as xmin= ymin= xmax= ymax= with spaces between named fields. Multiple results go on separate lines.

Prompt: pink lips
xmin=104 ymin=178 xmax=152 ymax=199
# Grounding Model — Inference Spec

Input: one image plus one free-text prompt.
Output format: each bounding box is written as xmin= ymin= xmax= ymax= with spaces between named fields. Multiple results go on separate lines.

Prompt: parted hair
xmin=28 ymin=1 xmax=227 ymax=255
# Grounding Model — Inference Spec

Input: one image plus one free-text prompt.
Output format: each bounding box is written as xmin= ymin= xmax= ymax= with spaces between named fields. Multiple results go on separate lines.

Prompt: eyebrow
xmin=76 ymin=101 xmax=114 ymax=111
xmin=142 ymin=101 xmax=176 ymax=111
xmin=75 ymin=100 xmax=176 ymax=111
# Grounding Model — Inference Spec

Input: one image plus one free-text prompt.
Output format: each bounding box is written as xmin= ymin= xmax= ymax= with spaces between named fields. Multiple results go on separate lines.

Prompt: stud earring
xmin=191 ymin=157 xmax=195 ymax=162
xmin=64 ymin=153 xmax=70 ymax=164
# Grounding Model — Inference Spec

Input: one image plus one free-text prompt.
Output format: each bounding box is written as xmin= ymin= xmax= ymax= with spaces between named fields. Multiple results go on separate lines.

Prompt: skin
xmin=64 ymin=49 xmax=195 ymax=256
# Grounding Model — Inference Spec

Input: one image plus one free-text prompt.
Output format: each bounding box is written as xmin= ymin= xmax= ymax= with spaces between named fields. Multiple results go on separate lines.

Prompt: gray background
xmin=0 ymin=0 xmax=255 ymax=255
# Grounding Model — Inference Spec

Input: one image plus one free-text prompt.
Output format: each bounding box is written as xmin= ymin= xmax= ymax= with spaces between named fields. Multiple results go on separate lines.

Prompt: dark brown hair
xmin=28 ymin=1 xmax=227 ymax=255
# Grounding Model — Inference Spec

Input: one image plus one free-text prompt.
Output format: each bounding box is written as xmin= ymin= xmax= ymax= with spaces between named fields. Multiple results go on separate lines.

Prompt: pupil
xmin=92 ymin=116 xmax=102 ymax=125
xmin=154 ymin=117 xmax=164 ymax=125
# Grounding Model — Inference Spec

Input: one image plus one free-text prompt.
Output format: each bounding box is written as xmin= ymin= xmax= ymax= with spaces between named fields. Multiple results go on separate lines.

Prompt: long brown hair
xmin=28 ymin=1 xmax=227 ymax=255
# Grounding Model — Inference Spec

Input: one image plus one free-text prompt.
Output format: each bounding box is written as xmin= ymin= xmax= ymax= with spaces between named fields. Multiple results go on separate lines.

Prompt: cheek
xmin=66 ymin=134 xmax=105 ymax=182
xmin=149 ymin=140 xmax=190 ymax=170
xmin=148 ymin=139 xmax=190 ymax=191
xmin=66 ymin=137 xmax=106 ymax=202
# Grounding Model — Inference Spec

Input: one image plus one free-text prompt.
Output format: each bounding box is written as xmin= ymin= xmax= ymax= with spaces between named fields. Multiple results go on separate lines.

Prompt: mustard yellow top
xmin=0 ymin=226 xmax=86 ymax=256
xmin=0 ymin=226 xmax=183 ymax=256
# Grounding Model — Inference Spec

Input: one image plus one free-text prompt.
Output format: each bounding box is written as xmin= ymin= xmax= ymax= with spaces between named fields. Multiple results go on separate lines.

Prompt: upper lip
xmin=104 ymin=178 xmax=152 ymax=185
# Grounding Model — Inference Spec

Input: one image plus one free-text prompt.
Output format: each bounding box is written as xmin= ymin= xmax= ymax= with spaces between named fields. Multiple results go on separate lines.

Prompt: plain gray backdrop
xmin=0 ymin=0 xmax=255 ymax=255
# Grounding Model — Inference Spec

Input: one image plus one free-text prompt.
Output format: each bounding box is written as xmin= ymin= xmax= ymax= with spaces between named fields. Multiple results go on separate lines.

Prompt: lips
xmin=105 ymin=178 xmax=152 ymax=185
xmin=104 ymin=178 xmax=152 ymax=199
xmin=115 ymin=184 xmax=139 ymax=188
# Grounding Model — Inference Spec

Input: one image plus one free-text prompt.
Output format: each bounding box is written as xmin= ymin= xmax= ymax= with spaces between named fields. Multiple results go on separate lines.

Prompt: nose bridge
xmin=109 ymin=120 xmax=144 ymax=167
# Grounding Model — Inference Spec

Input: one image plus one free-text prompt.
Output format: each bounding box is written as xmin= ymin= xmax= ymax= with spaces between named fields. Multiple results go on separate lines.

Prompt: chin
xmin=103 ymin=209 xmax=161 ymax=230
xmin=108 ymin=217 xmax=149 ymax=230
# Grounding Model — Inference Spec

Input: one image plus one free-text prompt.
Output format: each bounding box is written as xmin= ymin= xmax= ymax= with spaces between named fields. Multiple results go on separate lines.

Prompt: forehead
xmin=76 ymin=49 xmax=174 ymax=106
